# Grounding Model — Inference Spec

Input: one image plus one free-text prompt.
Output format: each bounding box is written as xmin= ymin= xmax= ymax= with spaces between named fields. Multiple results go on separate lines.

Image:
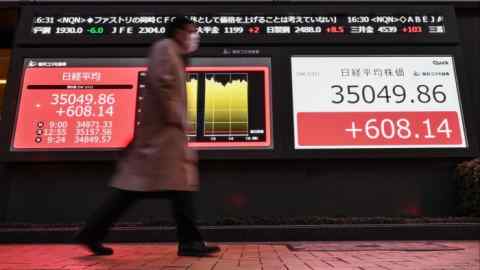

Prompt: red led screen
xmin=12 ymin=58 xmax=272 ymax=150
xmin=13 ymin=66 xmax=144 ymax=149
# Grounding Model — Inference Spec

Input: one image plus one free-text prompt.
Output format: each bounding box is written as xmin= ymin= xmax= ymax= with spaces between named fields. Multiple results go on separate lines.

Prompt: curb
xmin=0 ymin=223 xmax=478 ymax=243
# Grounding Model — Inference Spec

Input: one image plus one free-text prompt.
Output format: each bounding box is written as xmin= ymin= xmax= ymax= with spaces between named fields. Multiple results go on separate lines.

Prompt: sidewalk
xmin=0 ymin=241 xmax=478 ymax=270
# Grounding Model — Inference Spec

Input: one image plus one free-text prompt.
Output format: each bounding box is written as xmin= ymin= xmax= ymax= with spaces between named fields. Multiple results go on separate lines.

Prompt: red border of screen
xmin=13 ymin=65 xmax=272 ymax=150
xmin=186 ymin=66 xmax=272 ymax=149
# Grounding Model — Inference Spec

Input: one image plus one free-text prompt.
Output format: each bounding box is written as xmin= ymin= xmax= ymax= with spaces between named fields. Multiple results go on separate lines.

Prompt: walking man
xmin=75 ymin=17 xmax=220 ymax=257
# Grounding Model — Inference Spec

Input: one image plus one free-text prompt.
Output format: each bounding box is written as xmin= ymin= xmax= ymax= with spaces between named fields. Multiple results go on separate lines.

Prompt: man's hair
xmin=166 ymin=17 xmax=194 ymax=38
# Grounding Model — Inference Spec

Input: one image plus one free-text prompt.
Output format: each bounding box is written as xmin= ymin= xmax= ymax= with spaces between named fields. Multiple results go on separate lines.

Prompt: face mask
xmin=186 ymin=32 xmax=200 ymax=53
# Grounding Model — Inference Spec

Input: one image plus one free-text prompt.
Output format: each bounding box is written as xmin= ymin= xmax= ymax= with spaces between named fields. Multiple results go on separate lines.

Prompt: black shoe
xmin=178 ymin=242 xmax=221 ymax=257
xmin=74 ymin=231 xmax=114 ymax=256
xmin=81 ymin=242 xmax=114 ymax=256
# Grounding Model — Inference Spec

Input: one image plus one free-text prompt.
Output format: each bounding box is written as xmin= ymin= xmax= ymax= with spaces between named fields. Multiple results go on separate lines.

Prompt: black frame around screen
xmin=0 ymin=45 xmax=478 ymax=161
xmin=0 ymin=47 xmax=279 ymax=161
xmin=0 ymin=3 xmax=477 ymax=161
xmin=281 ymin=46 xmax=478 ymax=159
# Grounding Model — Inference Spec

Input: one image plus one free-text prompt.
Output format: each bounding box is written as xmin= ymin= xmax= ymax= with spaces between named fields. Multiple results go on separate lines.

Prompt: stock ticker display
xmin=12 ymin=58 xmax=272 ymax=151
xmin=16 ymin=5 xmax=457 ymax=46
xmin=291 ymin=56 xmax=467 ymax=149
xmin=3 ymin=4 xmax=474 ymax=159
xmin=30 ymin=14 xmax=448 ymax=39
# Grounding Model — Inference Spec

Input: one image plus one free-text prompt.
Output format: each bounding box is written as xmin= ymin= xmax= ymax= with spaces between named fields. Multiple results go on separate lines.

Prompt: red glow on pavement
xmin=0 ymin=242 xmax=477 ymax=270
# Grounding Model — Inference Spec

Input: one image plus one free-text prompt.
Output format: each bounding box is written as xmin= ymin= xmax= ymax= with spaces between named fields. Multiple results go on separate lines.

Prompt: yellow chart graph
xmin=204 ymin=73 xmax=249 ymax=136
xmin=186 ymin=74 xmax=198 ymax=135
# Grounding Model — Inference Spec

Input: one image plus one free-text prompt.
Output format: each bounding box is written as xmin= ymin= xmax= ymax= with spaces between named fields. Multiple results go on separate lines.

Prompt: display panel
xmin=186 ymin=65 xmax=271 ymax=148
xmin=29 ymin=13 xmax=448 ymax=39
xmin=13 ymin=59 xmax=144 ymax=150
xmin=13 ymin=57 xmax=272 ymax=151
xmin=291 ymin=55 xmax=467 ymax=149
xmin=17 ymin=5 xmax=458 ymax=46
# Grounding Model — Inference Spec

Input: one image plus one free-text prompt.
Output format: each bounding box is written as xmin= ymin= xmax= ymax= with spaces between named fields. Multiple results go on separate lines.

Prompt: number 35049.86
xmin=331 ymin=84 xmax=447 ymax=104
xmin=50 ymin=93 xmax=116 ymax=105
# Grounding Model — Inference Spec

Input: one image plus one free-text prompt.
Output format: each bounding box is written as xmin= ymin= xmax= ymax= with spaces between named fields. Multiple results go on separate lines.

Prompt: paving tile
xmin=0 ymin=241 xmax=477 ymax=270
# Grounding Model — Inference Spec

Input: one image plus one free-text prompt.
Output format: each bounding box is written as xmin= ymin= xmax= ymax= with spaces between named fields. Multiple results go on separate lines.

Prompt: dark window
xmin=0 ymin=49 xmax=11 ymax=117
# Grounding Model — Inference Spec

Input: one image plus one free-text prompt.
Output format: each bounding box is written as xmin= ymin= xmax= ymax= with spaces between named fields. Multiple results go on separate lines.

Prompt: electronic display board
xmin=291 ymin=55 xmax=467 ymax=149
xmin=16 ymin=5 xmax=458 ymax=46
xmin=12 ymin=58 xmax=272 ymax=151
xmin=2 ymin=4 xmax=475 ymax=160
xmin=29 ymin=14 xmax=447 ymax=38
